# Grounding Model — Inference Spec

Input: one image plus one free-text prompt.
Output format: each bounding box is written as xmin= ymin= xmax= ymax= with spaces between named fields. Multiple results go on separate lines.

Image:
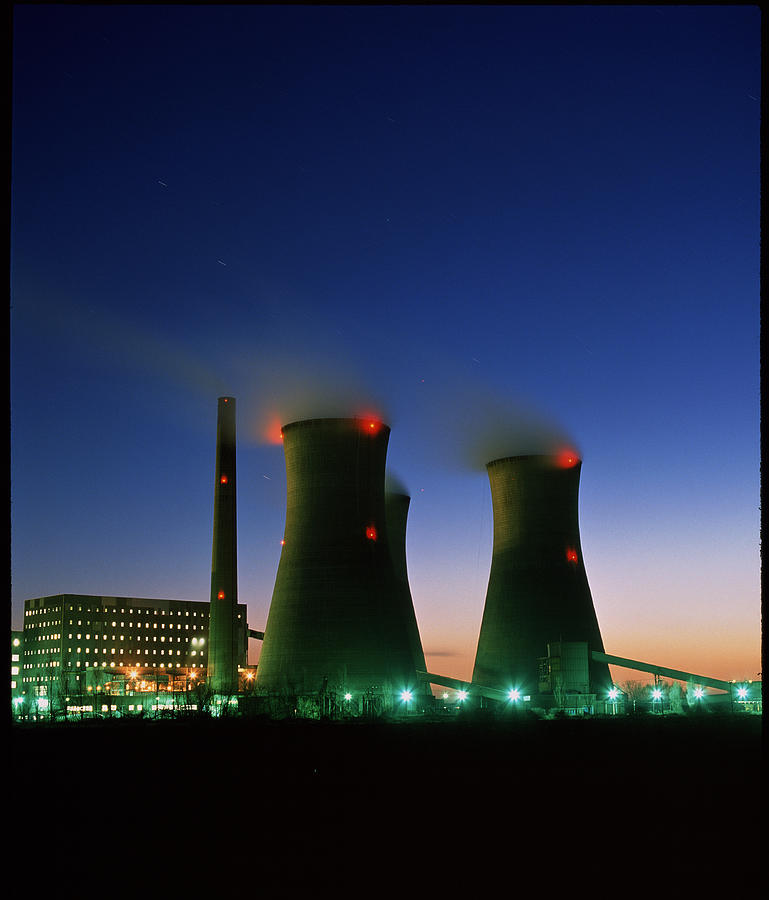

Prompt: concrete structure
xmin=472 ymin=452 xmax=610 ymax=699
xmin=16 ymin=594 xmax=247 ymax=716
xmin=256 ymin=418 xmax=421 ymax=701
xmin=385 ymin=487 xmax=431 ymax=700
xmin=206 ymin=396 xmax=240 ymax=695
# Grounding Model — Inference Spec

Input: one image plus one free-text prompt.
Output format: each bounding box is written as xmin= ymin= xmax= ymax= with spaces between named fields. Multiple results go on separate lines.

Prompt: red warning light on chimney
xmin=220 ymin=474 xmax=228 ymax=484
xmin=366 ymin=525 xmax=378 ymax=541
xmin=566 ymin=548 xmax=578 ymax=563
xmin=217 ymin=590 xmax=226 ymax=599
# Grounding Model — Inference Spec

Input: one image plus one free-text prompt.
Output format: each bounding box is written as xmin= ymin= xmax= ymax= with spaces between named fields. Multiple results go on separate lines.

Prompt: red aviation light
xmin=556 ymin=448 xmax=580 ymax=468
xmin=357 ymin=414 xmax=384 ymax=436
xmin=366 ymin=525 xmax=378 ymax=541
xmin=566 ymin=548 xmax=578 ymax=564
xmin=217 ymin=590 xmax=226 ymax=600
xmin=220 ymin=474 xmax=228 ymax=485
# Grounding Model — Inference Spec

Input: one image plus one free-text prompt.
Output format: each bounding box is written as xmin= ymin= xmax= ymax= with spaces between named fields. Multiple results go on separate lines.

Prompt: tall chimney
xmin=256 ymin=417 xmax=419 ymax=699
xmin=207 ymin=396 xmax=239 ymax=695
xmin=472 ymin=452 xmax=610 ymax=696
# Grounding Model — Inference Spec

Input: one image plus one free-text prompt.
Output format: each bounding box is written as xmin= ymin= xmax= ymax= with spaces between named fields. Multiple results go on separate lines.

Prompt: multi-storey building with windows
xmin=18 ymin=594 xmax=248 ymax=715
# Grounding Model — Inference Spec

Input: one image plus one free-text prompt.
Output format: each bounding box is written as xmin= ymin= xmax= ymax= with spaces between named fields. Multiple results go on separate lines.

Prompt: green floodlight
xmin=457 ymin=690 xmax=468 ymax=701
xmin=736 ymin=686 xmax=748 ymax=699
xmin=693 ymin=687 xmax=704 ymax=699
xmin=651 ymin=688 xmax=662 ymax=701
xmin=400 ymin=690 xmax=413 ymax=702
xmin=608 ymin=687 xmax=619 ymax=700
xmin=344 ymin=692 xmax=352 ymax=701
xmin=508 ymin=688 xmax=521 ymax=701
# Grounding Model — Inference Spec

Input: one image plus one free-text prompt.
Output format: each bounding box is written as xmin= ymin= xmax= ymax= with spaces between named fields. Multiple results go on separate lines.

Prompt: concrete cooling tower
xmin=385 ymin=488 xmax=430 ymax=699
xmin=206 ymin=397 xmax=241 ymax=695
xmin=472 ymin=451 xmax=610 ymax=698
xmin=256 ymin=418 xmax=422 ymax=699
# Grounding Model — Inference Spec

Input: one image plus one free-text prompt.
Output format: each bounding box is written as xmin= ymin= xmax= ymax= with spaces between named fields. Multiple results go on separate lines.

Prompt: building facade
xmin=18 ymin=594 xmax=248 ymax=716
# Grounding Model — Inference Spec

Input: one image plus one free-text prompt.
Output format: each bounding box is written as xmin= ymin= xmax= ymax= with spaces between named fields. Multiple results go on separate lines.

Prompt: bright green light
xmin=344 ymin=692 xmax=352 ymax=701
xmin=400 ymin=690 xmax=413 ymax=702
xmin=508 ymin=689 xmax=521 ymax=701
xmin=652 ymin=689 xmax=662 ymax=700
xmin=736 ymin=686 xmax=748 ymax=699
xmin=457 ymin=690 xmax=468 ymax=701
xmin=608 ymin=687 xmax=619 ymax=700
xmin=693 ymin=687 xmax=704 ymax=699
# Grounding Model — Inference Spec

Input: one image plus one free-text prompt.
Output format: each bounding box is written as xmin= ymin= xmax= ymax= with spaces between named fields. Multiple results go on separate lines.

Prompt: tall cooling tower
xmin=207 ymin=396 xmax=240 ymax=695
xmin=472 ymin=452 xmax=610 ymax=696
xmin=256 ymin=418 xmax=420 ymax=697
xmin=385 ymin=488 xmax=430 ymax=698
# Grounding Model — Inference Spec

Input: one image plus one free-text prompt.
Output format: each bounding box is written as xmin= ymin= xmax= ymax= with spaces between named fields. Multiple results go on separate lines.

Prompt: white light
xmin=737 ymin=687 xmax=748 ymax=699
xmin=508 ymin=689 xmax=521 ymax=701
xmin=344 ymin=692 xmax=352 ymax=701
xmin=608 ymin=688 xmax=619 ymax=700
xmin=457 ymin=690 xmax=468 ymax=701
xmin=400 ymin=690 xmax=413 ymax=702
xmin=693 ymin=688 xmax=704 ymax=699
xmin=652 ymin=689 xmax=662 ymax=700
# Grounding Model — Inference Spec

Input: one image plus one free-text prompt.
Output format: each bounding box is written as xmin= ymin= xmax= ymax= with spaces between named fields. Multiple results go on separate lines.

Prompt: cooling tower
xmin=256 ymin=418 xmax=420 ymax=698
xmin=206 ymin=397 xmax=240 ymax=695
xmin=385 ymin=488 xmax=430 ymax=699
xmin=472 ymin=452 xmax=610 ymax=697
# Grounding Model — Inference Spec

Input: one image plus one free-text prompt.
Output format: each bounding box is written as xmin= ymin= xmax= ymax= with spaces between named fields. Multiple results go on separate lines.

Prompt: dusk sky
xmin=11 ymin=5 xmax=761 ymax=689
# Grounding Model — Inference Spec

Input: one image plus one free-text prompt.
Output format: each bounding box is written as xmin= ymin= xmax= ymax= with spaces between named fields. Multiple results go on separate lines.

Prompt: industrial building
xmin=16 ymin=593 xmax=248 ymax=717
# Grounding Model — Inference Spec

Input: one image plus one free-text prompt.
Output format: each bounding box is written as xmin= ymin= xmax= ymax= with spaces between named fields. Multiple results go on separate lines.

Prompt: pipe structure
xmin=256 ymin=418 xmax=419 ymax=698
xmin=472 ymin=452 xmax=610 ymax=697
xmin=207 ymin=397 xmax=240 ymax=695
xmin=385 ymin=489 xmax=431 ymax=700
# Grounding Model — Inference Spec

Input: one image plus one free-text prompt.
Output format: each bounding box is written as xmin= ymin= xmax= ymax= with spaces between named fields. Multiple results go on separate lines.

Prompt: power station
xmin=13 ymin=397 xmax=761 ymax=719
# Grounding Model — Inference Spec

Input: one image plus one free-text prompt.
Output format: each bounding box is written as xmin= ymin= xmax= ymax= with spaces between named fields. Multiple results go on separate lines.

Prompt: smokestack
xmin=256 ymin=418 xmax=419 ymax=698
xmin=207 ymin=396 xmax=240 ymax=695
xmin=385 ymin=488 xmax=430 ymax=697
xmin=472 ymin=452 xmax=610 ymax=696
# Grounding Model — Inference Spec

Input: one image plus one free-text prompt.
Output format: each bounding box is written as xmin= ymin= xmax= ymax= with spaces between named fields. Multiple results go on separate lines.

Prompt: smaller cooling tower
xmin=207 ymin=397 xmax=240 ymax=695
xmin=385 ymin=488 xmax=430 ymax=699
xmin=256 ymin=418 xmax=420 ymax=698
xmin=472 ymin=452 xmax=610 ymax=697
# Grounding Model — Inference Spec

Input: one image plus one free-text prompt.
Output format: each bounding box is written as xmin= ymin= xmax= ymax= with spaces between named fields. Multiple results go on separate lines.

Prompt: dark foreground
xmin=10 ymin=713 xmax=762 ymax=888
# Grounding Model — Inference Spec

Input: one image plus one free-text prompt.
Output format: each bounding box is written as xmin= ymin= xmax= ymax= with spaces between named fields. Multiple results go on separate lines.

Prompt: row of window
xmin=27 ymin=605 xmax=209 ymax=617
xmin=23 ymin=647 xmax=207 ymax=666
xmin=22 ymin=662 xmax=206 ymax=682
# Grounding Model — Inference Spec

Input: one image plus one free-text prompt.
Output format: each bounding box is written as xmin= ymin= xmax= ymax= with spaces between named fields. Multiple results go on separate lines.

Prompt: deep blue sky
xmin=11 ymin=5 xmax=761 ymax=684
